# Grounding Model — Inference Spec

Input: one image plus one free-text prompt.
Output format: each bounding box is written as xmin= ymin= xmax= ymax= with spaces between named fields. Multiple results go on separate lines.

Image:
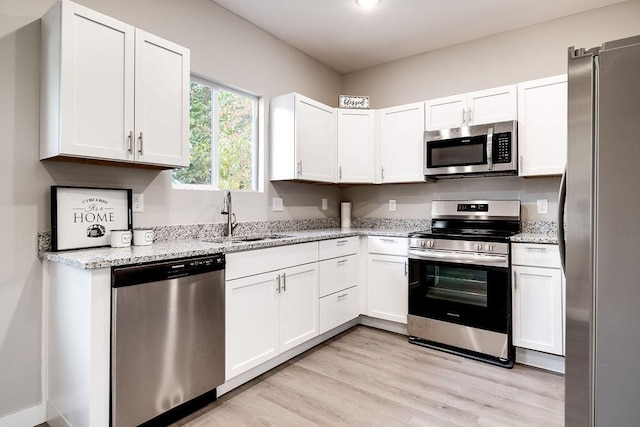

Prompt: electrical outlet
xmin=389 ymin=200 xmax=396 ymax=212
xmin=133 ymin=193 xmax=144 ymax=212
xmin=536 ymin=199 xmax=549 ymax=214
xmin=273 ymin=197 xmax=283 ymax=212
xmin=322 ymin=198 xmax=328 ymax=210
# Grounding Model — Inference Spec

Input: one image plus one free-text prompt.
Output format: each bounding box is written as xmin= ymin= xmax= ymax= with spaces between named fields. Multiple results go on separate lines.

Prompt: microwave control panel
xmin=494 ymin=132 xmax=511 ymax=163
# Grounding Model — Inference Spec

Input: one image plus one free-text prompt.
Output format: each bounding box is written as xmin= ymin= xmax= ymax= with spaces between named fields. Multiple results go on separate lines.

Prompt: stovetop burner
xmin=410 ymin=200 xmax=521 ymax=243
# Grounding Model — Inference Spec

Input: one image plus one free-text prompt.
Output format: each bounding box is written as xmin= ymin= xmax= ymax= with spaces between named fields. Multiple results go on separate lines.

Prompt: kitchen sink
xmin=205 ymin=234 xmax=293 ymax=244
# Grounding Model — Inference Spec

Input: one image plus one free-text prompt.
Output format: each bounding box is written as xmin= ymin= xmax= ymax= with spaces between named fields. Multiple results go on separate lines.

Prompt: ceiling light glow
xmin=355 ymin=0 xmax=382 ymax=8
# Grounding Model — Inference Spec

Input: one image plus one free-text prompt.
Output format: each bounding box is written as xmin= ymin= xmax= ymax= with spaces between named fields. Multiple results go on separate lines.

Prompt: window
xmin=173 ymin=77 xmax=258 ymax=191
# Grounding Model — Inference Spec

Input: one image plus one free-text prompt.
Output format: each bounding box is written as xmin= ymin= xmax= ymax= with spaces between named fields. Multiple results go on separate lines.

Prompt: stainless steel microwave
xmin=424 ymin=120 xmax=518 ymax=179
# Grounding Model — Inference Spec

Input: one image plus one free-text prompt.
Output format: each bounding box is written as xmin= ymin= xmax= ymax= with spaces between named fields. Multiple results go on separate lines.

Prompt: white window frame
xmin=173 ymin=76 xmax=260 ymax=192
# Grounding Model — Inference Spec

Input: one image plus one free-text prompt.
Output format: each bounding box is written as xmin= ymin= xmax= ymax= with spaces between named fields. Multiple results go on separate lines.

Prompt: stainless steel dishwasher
xmin=111 ymin=254 xmax=225 ymax=427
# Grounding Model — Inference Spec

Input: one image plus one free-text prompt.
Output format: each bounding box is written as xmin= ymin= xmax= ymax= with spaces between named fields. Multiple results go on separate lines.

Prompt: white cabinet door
xmin=467 ymin=85 xmax=517 ymax=125
xmin=278 ymin=263 xmax=318 ymax=352
xmin=377 ymin=102 xmax=425 ymax=183
xmin=367 ymin=254 xmax=408 ymax=324
xmin=54 ymin=1 xmax=135 ymax=161
xmin=225 ymin=271 xmax=279 ymax=380
xmin=424 ymin=94 xmax=466 ymax=131
xmin=319 ymin=286 xmax=359 ymax=335
xmin=134 ymin=30 xmax=190 ymax=167
xmin=318 ymin=255 xmax=358 ymax=298
xmin=518 ymin=75 xmax=567 ymax=176
xmin=296 ymin=95 xmax=337 ymax=183
xmin=424 ymin=86 xmax=516 ymax=131
xmin=270 ymin=93 xmax=337 ymax=183
xmin=337 ymin=109 xmax=375 ymax=183
xmin=512 ymin=265 xmax=564 ymax=355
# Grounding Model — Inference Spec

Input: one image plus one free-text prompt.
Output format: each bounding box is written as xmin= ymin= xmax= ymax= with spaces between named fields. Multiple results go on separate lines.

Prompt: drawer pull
xmin=337 ymin=259 xmax=348 ymax=265
xmin=525 ymin=247 xmax=547 ymax=251
xmin=337 ymin=239 xmax=349 ymax=244
xmin=380 ymin=238 xmax=396 ymax=243
xmin=337 ymin=293 xmax=348 ymax=299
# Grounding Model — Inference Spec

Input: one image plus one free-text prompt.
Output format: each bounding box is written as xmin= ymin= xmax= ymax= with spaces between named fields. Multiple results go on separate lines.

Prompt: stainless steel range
xmin=407 ymin=200 xmax=520 ymax=367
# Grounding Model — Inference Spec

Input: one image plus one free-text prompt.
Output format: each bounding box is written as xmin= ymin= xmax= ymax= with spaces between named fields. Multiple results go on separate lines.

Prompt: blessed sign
xmin=339 ymin=95 xmax=370 ymax=109
xmin=51 ymin=186 xmax=132 ymax=251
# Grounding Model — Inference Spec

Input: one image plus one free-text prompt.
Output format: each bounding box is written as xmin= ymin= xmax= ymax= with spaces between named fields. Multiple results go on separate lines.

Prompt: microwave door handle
xmin=486 ymin=128 xmax=494 ymax=171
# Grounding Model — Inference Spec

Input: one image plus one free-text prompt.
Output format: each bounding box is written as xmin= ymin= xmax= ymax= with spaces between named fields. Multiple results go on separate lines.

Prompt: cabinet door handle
xmin=138 ymin=132 xmax=143 ymax=155
xmin=462 ymin=108 xmax=466 ymax=125
xmin=128 ymin=130 xmax=133 ymax=154
xmin=468 ymin=107 xmax=472 ymax=124
xmin=525 ymin=246 xmax=547 ymax=251
xmin=513 ymin=271 xmax=517 ymax=291
xmin=381 ymin=167 xmax=385 ymax=181
xmin=282 ymin=273 xmax=286 ymax=292
xmin=339 ymin=166 xmax=342 ymax=180
xmin=404 ymin=261 xmax=408 ymax=276
xmin=297 ymin=161 xmax=302 ymax=175
xmin=276 ymin=275 xmax=281 ymax=293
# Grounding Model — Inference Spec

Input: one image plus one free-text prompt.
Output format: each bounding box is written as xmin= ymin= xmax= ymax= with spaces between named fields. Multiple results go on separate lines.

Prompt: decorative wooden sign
xmin=339 ymin=95 xmax=370 ymax=109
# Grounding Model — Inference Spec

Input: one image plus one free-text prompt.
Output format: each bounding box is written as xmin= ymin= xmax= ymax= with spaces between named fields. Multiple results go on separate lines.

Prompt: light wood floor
xmin=173 ymin=326 xmax=564 ymax=427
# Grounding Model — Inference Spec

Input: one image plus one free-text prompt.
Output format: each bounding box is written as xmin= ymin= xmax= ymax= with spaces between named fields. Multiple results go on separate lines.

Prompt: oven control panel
xmin=409 ymin=238 xmax=509 ymax=255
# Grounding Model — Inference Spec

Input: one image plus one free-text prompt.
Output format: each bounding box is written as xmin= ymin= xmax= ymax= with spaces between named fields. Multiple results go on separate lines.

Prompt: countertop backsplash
xmin=38 ymin=218 xmax=558 ymax=258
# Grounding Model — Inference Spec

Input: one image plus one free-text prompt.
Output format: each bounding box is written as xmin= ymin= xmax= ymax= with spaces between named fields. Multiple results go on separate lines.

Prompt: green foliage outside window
xmin=173 ymin=81 xmax=256 ymax=190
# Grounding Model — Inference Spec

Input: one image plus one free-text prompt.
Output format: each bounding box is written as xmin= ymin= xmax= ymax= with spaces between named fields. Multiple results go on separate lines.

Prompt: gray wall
xmin=0 ymin=0 xmax=341 ymax=419
xmin=342 ymin=0 xmax=640 ymax=222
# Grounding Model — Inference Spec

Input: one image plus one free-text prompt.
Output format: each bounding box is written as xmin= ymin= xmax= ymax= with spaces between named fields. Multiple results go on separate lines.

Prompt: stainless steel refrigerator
xmin=562 ymin=35 xmax=640 ymax=426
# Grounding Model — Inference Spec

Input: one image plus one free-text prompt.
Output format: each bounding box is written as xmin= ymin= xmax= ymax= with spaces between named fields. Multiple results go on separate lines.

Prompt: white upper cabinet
xmin=425 ymin=85 xmax=517 ymax=131
xmin=517 ymin=75 xmax=567 ymax=177
xmin=40 ymin=0 xmax=190 ymax=168
xmin=271 ymin=93 xmax=337 ymax=183
xmin=377 ymin=102 xmax=425 ymax=183
xmin=133 ymin=30 xmax=190 ymax=167
xmin=337 ymin=109 xmax=375 ymax=183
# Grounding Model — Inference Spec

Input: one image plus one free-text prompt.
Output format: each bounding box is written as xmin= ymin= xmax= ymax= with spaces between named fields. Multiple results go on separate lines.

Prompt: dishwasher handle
xmin=112 ymin=254 xmax=225 ymax=288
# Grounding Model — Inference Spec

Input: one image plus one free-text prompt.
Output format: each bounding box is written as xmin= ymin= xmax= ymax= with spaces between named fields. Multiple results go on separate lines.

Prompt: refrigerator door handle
xmin=558 ymin=165 xmax=567 ymax=273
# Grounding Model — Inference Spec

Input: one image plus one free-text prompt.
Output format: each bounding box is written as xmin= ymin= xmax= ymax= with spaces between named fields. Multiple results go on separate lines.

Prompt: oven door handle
xmin=409 ymin=249 xmax=509 ymax=268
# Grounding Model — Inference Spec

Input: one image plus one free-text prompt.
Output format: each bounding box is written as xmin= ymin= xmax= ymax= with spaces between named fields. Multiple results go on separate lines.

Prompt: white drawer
xmin=367 ymin=236 xmax=408 ymax=256
xmin=319 ymin=286 xmax=359 ymax=335
xmin=512 ymin=243 xmax=561 ymax=269
xmin=226 ymin=242 xmax=318 ymax=280
xmin=318 ymin=254 xmax=358 ymax=297
xmin=318 ymin=237 xmax=358 ymax=260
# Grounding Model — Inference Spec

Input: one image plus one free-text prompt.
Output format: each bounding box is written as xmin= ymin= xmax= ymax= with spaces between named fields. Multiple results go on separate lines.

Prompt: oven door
xmin=408 ymin=252 xmax=510 ymax=334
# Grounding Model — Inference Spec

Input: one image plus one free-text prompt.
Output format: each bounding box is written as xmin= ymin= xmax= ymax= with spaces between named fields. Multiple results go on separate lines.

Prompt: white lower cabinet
xmin=318 ymin=238 xmax=360 ymax=334
xmin=367 ymin=237 xmax=409 ymax=324
xmin=512 ymin=243 xmax=565 ymax=356
xmin=225 ymin=247 xmax=318 ymax=381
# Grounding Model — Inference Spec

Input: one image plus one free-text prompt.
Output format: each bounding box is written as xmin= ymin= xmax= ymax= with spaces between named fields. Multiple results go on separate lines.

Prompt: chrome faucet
xmin=220 ymin=190 xmax=237 ymax=237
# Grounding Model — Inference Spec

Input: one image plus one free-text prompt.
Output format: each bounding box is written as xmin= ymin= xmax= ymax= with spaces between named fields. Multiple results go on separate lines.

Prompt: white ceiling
xmin=211 ymin=0 xmax=626 ymax=73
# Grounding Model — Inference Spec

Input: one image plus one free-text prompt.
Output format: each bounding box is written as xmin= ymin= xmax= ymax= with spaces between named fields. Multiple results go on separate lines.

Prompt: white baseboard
xmin=359 ymin=315 xmax=408 ymax=335
xmin=0 ymin=404 xmax=45 ymax=427
xmin=516 ymin=347 xmax=565 ymax=374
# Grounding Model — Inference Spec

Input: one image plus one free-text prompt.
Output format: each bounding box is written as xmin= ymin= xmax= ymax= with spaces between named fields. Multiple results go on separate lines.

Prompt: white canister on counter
xmin=341 ymin=202 xmax=352 ymax=229
xmin=133 ymin=229 xmax=154 ymax=246
xmin=111 ymin=229 xmax=132 ymax=248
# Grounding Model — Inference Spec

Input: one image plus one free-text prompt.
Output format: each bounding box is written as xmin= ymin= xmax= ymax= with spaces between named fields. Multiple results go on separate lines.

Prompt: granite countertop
xmin=510 ymin=232 xmax=559 ymax=245
xmin=43 ymin=227 xmax=419 ymax=269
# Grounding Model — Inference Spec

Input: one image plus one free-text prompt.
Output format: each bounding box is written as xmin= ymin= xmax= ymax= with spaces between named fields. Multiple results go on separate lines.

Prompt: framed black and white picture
xmin=51 ymin=186 xmax=133 ymax=251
